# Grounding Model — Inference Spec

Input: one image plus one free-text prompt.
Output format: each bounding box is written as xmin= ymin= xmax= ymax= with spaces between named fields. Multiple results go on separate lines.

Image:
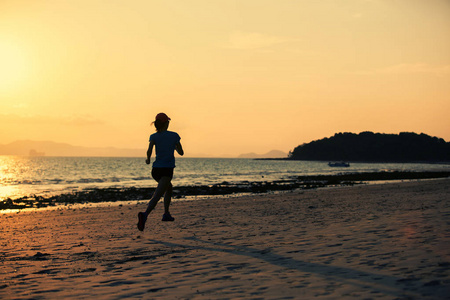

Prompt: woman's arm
xmin=146 ymin=140 xmax=155 ymax=164
xmin=175 ymin=142 xmax=184 ymax=156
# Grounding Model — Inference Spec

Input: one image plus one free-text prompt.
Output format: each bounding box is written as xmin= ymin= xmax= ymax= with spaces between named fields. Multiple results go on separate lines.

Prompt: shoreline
xmin=1 ymin=179 xmax=449 ymax=299
xmin=1 ymin=170 xmax=450 ymax=211
xmin=258 ymin=157 xmax=450 ymax=164
xmin=0 ymin=176 xmax=447 ymax=215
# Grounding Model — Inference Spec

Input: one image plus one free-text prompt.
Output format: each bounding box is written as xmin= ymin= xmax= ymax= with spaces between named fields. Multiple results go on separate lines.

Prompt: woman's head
xmin=153 ymin=113 xmax=170 ymax=131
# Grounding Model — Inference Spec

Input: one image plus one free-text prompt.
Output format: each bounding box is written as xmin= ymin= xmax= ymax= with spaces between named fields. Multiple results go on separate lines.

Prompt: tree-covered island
xmin=288 ymin=132 xmax=450 ymax=163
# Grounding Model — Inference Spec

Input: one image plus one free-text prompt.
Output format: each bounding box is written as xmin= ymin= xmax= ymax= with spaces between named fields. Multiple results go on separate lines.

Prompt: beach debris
xmin=31 ymin=252 xmax=50 ymax=260
xmin=1 ymin=171 xmax=450 ymax=210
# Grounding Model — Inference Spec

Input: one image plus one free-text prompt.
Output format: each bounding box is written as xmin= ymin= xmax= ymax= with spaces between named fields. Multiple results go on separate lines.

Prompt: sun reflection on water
xmin=0 ymin=156 xmax=37 ymax=201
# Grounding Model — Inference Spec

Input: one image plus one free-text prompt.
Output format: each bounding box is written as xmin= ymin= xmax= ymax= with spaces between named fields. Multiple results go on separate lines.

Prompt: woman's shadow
xmin=148 ymin=236 xmax=439 ymax=298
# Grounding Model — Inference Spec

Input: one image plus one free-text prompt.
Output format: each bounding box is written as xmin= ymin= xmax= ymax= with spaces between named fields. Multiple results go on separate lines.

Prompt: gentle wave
xmin=1 ymin=156 xmax=449 ymax=202
xmin=0 ymin=177 xmax=154 ymax=186
xmin=2 ymin=171 xmax=450 ymax=211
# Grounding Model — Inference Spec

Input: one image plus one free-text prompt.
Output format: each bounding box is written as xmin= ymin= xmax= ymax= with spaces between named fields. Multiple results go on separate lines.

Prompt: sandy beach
xmin=1 ymin=179 xmax=449 ymax=299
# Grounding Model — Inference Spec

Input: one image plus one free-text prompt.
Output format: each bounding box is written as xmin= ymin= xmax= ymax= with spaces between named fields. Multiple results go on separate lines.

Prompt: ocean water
xmin=1 ymin=155 xmax=449 ymax=202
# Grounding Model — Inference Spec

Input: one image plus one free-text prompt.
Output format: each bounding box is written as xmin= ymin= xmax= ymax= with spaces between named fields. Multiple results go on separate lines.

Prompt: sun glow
xmin=0 ymin=40 xmax=29 ymax=93
xmin=0 ymin=0 xmax=449 ymax=155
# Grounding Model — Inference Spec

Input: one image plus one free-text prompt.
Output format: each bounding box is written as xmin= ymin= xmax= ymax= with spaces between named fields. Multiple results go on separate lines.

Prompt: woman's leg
xmin=144 ymin=176 xmax=172 ymax=216
xmin=163 ymin=182 xmax=173 ymax=214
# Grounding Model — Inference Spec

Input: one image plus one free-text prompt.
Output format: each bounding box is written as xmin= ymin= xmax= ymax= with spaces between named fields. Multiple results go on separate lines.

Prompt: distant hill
xmin=288 ymin=132 xmax=450 ymax=162
xmin=238 ymin=150 xmax=287 ymax=159
xmin=0 ymin=140 xmax=143 ymax=157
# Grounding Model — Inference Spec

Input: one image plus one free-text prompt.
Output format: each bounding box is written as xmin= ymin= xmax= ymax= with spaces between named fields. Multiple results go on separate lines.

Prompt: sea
xmin=1 ymin=156 xmax=449 ymax=204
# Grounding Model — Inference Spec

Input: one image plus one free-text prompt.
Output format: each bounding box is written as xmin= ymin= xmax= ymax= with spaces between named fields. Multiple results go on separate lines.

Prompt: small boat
xmin=328 ymin=161 xmax=350 ymax=167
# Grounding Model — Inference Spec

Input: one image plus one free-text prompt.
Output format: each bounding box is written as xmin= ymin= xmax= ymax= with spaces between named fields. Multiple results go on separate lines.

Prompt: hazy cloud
xmin=65 ymin=116 xmax=104 ymax=126
xmin=0 ymin=114 xmax=105 ymax=126
xmin=376 ymin=63 xmax=450 ymax=75
xmin=11 ymin=103 xmax=29 ymax=109
xmin=223 ymin=31 xmax=300 ymax=50
xmin=354 ymin=63 xmax=450 ymax=76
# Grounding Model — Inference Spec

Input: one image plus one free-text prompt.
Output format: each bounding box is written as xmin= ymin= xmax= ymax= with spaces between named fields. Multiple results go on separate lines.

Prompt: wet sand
xmin=3 ymin=171 xmax=450 ymax=210
xmin=1 ymin=179 xmax=449 ymax=299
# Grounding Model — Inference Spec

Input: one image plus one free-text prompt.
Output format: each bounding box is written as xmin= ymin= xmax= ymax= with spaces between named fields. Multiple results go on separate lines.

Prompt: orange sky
xmin=1 ymin=0 xmax=449 ymax=157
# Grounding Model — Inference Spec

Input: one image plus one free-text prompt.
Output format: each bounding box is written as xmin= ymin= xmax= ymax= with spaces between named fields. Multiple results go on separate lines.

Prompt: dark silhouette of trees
xmin=288 ymin=132 xmax=450 ymax=162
